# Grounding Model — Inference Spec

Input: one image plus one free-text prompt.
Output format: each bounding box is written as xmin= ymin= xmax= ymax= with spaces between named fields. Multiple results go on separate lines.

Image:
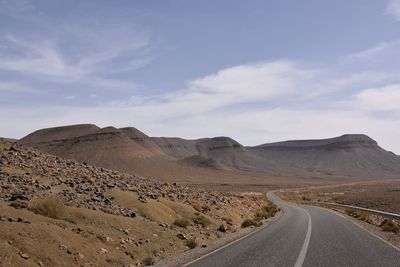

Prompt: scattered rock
xmin=177 ymin=233 xmax=187 ymax=240
xmin=18 ymin=252 xmax=29 ymax=260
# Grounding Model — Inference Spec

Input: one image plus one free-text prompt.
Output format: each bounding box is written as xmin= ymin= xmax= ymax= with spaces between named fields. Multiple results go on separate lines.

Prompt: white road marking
xmin=293 ymin=206 xmax=312 ymax=267
xmin=184 ymin=192 xmax=314 ymax=267
xmin=182 ymin=212 xmax=282 ymax=266
xmin=322 ymin=207 xmax=400 ymax=253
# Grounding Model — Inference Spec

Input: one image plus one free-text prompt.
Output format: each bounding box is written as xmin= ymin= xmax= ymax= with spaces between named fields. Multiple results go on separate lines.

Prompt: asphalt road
xmin=186 ymin=192 xmax=400 ymax=267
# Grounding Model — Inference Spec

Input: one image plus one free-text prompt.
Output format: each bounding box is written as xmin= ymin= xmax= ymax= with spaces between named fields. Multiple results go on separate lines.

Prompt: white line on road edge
xmin=294 ymin=206 xmax=312 ymax=267
xmin=182 ymin=214 xmax=281 ymax=266
xmin=322 ymin=207 xmax=400 ymax=253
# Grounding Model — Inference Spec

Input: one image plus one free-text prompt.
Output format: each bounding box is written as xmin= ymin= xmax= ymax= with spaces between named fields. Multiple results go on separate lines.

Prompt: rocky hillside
xmin=0 ymin=141 xmax=270 ymax=266
xmin=19 ymin=125 xmax=400 ymax=180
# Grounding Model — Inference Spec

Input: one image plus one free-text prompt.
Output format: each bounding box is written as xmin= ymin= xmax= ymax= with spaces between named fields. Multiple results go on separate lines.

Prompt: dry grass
xmin=255 ymin=203 xmax=279 ymax=220
xmin=31 ymin=196 xmax=66 ymax=219
xmin=173 ymin=218 xmax=190 ymax=228
xmin=241 ymin=218 xmax=262 ymax=228
xmin=241 ymin=201 xmax=278 ymax=228
xmin=380 ymin=219 xmax=400 ymax=234
xmin=345 ymin=209 xmax=370 ymax=223
xmin=192 ymin=214 xmax=212 ymax=228
xmin=0 ymin=201 xmax=186 ymax=267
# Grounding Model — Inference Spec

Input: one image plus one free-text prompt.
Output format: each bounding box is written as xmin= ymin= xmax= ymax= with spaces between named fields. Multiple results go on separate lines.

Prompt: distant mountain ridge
xmin=18 ymin=124 xmax=400 ymax=180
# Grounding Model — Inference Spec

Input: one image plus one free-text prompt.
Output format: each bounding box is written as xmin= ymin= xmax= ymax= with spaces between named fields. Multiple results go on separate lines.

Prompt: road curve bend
xmin=186 ymin=191 xmax=400 ymax=267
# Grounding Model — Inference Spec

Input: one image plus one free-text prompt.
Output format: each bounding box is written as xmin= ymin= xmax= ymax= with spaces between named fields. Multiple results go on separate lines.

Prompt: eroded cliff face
xmin=19 ymin=124 xmax=400 ymax=179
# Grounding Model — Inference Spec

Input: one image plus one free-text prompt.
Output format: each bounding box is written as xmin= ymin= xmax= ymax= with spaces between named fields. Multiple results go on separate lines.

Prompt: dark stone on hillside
xmin=217 ymin=224 xmax=226 ymax=232
xmin=10 ymin=193 xmax=30 ymax=201
xmin=9 ymin=200 xmax=29 ymax=209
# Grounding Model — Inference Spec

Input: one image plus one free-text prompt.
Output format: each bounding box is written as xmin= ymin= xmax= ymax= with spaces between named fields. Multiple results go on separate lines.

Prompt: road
xmin=186 ymin=192 xmax=400 ymax=267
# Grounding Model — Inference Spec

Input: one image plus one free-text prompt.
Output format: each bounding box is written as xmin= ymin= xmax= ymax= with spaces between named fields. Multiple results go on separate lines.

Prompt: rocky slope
xmin=0 ymin=140 xmax=270 ymax=266
xmin=19 ymin=125 xmax=400 ymax=179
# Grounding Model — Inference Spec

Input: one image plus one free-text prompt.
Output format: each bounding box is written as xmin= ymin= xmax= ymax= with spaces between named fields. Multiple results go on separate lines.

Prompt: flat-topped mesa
xmin=197 ymin=137 xmax=243 ymax=152
xmin=19 ymin=124 xmax=100 ymax=144
xmin=255 ymin=134 xmax=378 ymax=150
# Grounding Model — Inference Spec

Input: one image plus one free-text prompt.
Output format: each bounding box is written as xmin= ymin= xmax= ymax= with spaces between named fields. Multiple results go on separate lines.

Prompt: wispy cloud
xmin=0 ymin=0 xmax=34 ymax=17
xmin=0 ymin=1 xmax=152 ymax=97
xmin=386 ymin=0 xmax=400 ymax=21
xmin=0 ymin=36 xmax=71 ymax=78
xmin=345 ymin=42 xmax=392 ymax=60
xmin=4 ymin=55 xmax=400 ymax=149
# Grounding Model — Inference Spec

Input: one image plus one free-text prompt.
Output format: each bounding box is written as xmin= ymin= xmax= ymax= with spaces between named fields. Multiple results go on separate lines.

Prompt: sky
xmin=1 ymin=0 xmax=400 ymax=153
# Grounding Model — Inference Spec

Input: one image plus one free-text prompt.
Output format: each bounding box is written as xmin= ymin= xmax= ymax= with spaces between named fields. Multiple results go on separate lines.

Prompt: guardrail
xmin=314 ymin=202 xmax=400 ymax=220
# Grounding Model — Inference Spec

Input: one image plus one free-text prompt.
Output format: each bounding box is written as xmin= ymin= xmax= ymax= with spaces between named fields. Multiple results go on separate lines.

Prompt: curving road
xmin=185 ymin=192 xmax=400 ymax=267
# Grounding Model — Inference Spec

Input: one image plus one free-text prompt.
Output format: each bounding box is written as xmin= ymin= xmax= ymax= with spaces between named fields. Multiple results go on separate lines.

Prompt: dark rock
xmin=217 ymin=224 xmax=226 ymax=232
xmin=9 ymin=193 xmax=29 ymax=201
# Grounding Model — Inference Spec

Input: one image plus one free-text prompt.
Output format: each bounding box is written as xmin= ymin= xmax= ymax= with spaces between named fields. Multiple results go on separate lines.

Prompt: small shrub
xmin=31 ymin=196 xmax=66 ymax=219
xmin=185 ymin=238 xmax=197 ymax=249
xmin=241 ymin=218 xmax=262 ymax=228
xmin=255 ymin=203 xmax=279 ymax=220
xmin=192 ymin=214 xmax=211 ymax=227
xmin=345 ymin=210 xmax=370 ymax=222
xmin=381 ymin=219 xmax=400 ymax=234
xmin=142 ymin=256 xmax=155 ymax=266
xmin=174 ymin=218 xmax=190 ymax=228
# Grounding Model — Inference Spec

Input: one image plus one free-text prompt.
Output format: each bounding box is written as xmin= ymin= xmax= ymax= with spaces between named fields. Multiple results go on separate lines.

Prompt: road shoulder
xmin=154 ymin=209 xmax=283 ymax=267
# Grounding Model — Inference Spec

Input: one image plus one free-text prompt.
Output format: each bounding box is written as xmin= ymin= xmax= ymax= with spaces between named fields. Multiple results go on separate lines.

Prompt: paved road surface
xmin=186 ymin=192 xmax=400 ymax=267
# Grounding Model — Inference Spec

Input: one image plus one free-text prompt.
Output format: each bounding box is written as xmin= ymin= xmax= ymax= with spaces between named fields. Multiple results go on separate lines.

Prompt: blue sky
xmin=1 ymin=0 xmax=400 ymax=153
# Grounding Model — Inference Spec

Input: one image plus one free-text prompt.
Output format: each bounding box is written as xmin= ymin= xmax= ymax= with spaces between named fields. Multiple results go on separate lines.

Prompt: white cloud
xmin=1 ymin=56 xmax=400 ymax=154
xmin=189 ymin=60 xmax=317 ymax=101
xmin=386 ymin=0 xmax=400 ymax=21
xmin=355 ymin=84 xmax=400 ymax=112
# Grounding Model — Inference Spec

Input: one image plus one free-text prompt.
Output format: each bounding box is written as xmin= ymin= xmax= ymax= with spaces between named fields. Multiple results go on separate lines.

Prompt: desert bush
xmin=174 ymin=218 xmax=190 ymax=228
xmin=255 ymin=203 xmax=279 ymax=220
xmin=241 ymin=218 xmax=262 ymax=228
xmin=345 ymin=210 xmax=370 ymax=222
xmin=185 ymin=238 xmax=198 ymax=249
xmin=31 ymin=196 xmax=66 ymax=219
xmin=380 ymin=219 xmax=400 ymax=234
xmin=192 ymin=214 xmax=211 ymax=227
xmin=142 ymin=256 xmax=155 ymax=266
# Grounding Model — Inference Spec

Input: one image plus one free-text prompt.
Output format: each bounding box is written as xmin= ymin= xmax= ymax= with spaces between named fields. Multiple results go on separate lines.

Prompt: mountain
xmin=18 ymin=125 xmax=400 ymax=181
xmin=0 ymin=137 xmax=17 ymax=142
xmin=249 ymin=134 xmax=400 ymax=178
